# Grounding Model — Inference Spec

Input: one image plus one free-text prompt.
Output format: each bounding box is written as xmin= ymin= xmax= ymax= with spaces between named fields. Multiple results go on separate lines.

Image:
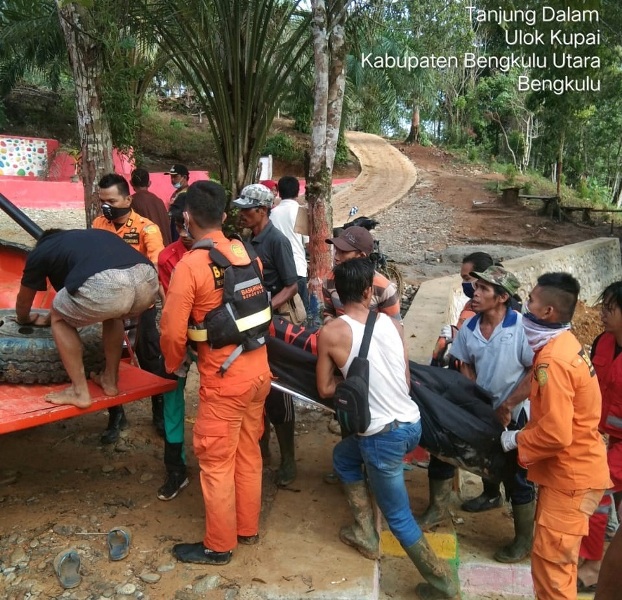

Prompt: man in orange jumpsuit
xmin=160 ymin=181 xmax=272 ymax=565
xmin=93 ymin=173 xmax=165 ymax=443
xmin=500 ymin=272 xmax=611 ymax=599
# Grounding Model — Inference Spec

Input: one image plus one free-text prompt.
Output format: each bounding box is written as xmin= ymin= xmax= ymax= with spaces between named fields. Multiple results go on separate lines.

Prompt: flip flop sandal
xmin=53 ymin=548 xmax=81 ymax=589
xmin=107 ymin=526 xmax=131 ymax=561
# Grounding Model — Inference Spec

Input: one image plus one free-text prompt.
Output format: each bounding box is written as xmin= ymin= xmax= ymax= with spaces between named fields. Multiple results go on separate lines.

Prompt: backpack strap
xmin=358 ymin=311 xmax=377 ymax=360
xmin=208 ymin=247 xmax=231 ymax=269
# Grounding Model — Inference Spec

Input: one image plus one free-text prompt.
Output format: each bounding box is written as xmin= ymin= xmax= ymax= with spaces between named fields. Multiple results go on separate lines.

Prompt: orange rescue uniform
xmin=159 ymin=230 xmax=271 ymax=552
xmin=517 ymin=330 xmax=611 ymax=600
xmin=92 ymin=209 xmax=164 ymax=265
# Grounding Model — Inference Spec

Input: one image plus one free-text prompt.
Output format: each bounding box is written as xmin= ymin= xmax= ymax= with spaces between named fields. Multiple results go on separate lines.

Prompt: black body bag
xmin=333 ymin=311 xmax=376 ymax=435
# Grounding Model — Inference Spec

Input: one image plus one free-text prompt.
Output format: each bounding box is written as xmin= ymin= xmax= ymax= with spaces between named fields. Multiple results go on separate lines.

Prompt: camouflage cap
xmin=470 ymin=265 xmax=520 ymax=297
xmin=232 ymin=183 xmax=274 ymax=209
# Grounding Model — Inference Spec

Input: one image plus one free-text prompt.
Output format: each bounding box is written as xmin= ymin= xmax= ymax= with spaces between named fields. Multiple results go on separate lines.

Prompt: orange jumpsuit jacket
xmin=518 ymin=330 xmax=610 ymax=491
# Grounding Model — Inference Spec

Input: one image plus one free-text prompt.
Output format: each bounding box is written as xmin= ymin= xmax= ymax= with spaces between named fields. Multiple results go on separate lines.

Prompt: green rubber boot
xmin=405 ymin=536 xmax=460 ymax=599
xmin=493 ymin=500 xmax=535 ymax=563
xmin=419 ymin=478 xmax=453 ymax=530
xmin=340 ymin=481 xmax=379 ymax=560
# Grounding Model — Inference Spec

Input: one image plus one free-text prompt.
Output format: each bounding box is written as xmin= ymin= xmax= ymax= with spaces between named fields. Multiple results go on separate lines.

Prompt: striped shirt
xmin=322 ymin=271 xmax=402 ymax=323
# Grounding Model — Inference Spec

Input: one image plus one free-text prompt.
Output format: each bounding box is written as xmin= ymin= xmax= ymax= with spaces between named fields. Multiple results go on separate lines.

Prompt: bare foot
xmin=89 ymin=372 xmax=119 ymax=396
xmin=46 ymin=386 xmax=92 ymax=408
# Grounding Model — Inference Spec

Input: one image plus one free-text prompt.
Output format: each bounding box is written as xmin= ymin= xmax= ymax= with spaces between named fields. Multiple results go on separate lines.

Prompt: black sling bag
xmin=333 ymin=311 xmax=377 ymax=435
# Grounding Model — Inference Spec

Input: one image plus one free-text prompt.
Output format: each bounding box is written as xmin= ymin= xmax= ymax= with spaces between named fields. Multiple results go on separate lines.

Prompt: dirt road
xmin=331 ymin=131 xmax=418 ymax=225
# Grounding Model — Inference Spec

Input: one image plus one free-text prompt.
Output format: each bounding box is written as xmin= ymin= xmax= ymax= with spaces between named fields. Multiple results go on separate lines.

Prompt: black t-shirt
xmin=250 ymin=221 xmax=298 ymax=295
xmin=22 ymin=229 xmax=152 ymax=295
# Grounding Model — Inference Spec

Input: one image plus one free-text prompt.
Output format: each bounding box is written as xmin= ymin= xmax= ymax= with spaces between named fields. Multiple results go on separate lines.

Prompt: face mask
xmin=462 ymin=281 xmax=475 ymax=299
xmin=101 ymin=203 xmax=130 ymax=221
xmin=523 ymin=309 xmax=568 ymax=330
xmin=173 ymin=182 xmax=183 ymax=189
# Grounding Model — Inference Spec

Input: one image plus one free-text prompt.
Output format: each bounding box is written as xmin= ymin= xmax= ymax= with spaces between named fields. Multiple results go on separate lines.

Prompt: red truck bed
xmin=0 ymin=362 xmax=176 ymax=435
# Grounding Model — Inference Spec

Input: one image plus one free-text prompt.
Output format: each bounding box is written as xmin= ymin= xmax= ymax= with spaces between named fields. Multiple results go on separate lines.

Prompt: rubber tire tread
xmin=0 ymin=309 xmax=104 ymax=384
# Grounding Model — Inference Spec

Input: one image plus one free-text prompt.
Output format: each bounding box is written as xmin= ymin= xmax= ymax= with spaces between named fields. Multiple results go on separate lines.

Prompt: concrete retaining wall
xmin=406 ymin=237 xmax=622 ymax=363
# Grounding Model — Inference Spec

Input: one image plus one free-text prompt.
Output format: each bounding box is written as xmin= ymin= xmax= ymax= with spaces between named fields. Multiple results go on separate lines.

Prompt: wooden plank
xmin=562 ymin=207 xmax=622 ymax=213
xmin=0 ymin=362 xmax=176 ymax=435
xmin=518 ymin=195 xmax=558 ymax=200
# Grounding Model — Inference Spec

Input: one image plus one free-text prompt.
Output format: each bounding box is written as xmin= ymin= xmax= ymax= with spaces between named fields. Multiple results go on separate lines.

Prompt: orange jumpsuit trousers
xmin=193 ymin=372 xmax=271 ymax=552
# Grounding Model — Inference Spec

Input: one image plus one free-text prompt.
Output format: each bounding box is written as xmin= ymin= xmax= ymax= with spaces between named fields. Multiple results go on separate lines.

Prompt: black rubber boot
xmin=461 ymin=479 xmax=503 ymax=513
xmin=419 ymin=479 xmax=453 ymax=530
xmin=493 ymin=501 xmax=535 ymax=563
xmin=274 ymin=421 xmax=297 ymax=487
xmin=151 ymin=394 xmax=165 ymax=438
xmin=405 ymin=536 xmax=460 ymax=599
xmin=101 ymin=406 xmax=128 ymax=445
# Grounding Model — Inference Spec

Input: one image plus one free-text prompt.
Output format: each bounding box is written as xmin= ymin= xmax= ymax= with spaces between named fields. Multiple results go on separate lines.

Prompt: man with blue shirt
xmin=420 ymin=266 xmax=535 ymax=564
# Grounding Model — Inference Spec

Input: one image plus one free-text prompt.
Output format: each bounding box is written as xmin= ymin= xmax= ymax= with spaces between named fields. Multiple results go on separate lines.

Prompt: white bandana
xmin=522 ymin=317 xmax=571 ymax=351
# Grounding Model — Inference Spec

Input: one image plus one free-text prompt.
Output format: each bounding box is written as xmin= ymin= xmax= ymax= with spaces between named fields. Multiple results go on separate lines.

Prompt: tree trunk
xmin=306 ymin=0 xmax=349 ymax=326
xmin=556 ymin=128 xmax=565 ymax=198
xmin=404 ymin=102 xmax=420 ymax=144
xmin=56 ymin=1 xmax=114 ymax=228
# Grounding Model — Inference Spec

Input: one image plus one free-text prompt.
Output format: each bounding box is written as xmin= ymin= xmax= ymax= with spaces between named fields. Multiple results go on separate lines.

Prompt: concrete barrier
xmin=406 ymin=237 xmax=622 ymax=363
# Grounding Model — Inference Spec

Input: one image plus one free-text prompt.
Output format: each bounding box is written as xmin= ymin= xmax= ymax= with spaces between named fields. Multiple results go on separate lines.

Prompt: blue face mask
xmin=173 ymin=182 xmax=183 ymax=190
xmin=462 ymin=281 xmax=475 ymax=299
xmin=523 ymin=309 xmax=568 ymax=330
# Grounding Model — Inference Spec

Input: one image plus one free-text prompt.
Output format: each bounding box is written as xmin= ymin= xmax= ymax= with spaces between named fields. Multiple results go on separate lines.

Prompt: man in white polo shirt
xmin=421 ymin=266 xmax=535 ymax=564
xmin=270 ymin=176 xmax=309 ymax=310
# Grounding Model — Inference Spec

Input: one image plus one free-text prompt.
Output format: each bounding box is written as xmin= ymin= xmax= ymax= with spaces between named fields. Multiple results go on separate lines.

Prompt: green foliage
xmin=168 ymin=118 xmax=186 ymax=131
xmin=262 ymin=133 xmax=301 ymax=163
xmin=578 ymin=177 xmax=611 ymax=206
xmin=504 ymin=164 xmax=518 ymax=186
xmin=418 ymin=130 xmax=433 ymax=147
xmin=148 ymin=0 xmax=312 ymax=196
xmin=465 ymin=140 xmax=479 ymax=162
xmin=139 ymin=110 xmax=215 ymax=165
xmin=334 ymin=133 xmax=349 ymax=166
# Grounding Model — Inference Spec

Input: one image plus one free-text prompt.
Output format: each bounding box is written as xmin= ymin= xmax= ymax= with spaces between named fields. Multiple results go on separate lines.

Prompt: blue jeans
xmin=333 ymin=421 xmax=423 ymax=548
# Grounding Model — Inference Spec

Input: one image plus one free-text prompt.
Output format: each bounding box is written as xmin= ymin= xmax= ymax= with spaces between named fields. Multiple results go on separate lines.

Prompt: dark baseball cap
xmin=326 ymin=226 xmax=374 ymax=256
xmin=165 ymin=164 xmax=189 ymax=177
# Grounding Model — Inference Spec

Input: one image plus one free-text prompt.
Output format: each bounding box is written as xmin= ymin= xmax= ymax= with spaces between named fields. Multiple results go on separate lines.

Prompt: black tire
xmin=0 ymin=309 xmax=104 ymax=384
xmin=379 ymin=262 xmax=404 ymax=299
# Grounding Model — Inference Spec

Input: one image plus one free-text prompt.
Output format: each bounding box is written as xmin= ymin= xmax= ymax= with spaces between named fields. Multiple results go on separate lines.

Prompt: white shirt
xmin=270 ymin=198 xmax=308 ymax=277
xmin=340 ymin=313 xmax=420 ymax=435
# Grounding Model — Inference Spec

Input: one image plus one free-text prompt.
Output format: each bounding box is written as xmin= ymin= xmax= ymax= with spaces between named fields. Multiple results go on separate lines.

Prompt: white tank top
xmin=339 ymin=313 xmax=420 ymax=435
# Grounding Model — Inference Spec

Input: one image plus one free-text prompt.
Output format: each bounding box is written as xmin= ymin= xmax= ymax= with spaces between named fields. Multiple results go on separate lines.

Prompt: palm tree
xmin=147 ymin=0 xmax=312 ymax=198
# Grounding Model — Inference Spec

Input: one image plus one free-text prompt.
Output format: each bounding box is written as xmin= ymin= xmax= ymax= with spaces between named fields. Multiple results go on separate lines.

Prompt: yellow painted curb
xmin=380 ymin=530 xmax=457 ymax=560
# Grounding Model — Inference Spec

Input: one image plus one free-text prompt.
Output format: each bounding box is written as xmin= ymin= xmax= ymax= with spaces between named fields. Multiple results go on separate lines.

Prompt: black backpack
xmin=333 ymin=311 xmax=377 ymax=435
xmin=190 ymin=239 xmax=272 ymax=374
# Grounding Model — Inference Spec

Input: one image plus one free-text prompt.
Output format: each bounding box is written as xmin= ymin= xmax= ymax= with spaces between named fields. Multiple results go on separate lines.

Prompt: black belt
xmin=377 ymin=420 xmax=409 ymax=434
